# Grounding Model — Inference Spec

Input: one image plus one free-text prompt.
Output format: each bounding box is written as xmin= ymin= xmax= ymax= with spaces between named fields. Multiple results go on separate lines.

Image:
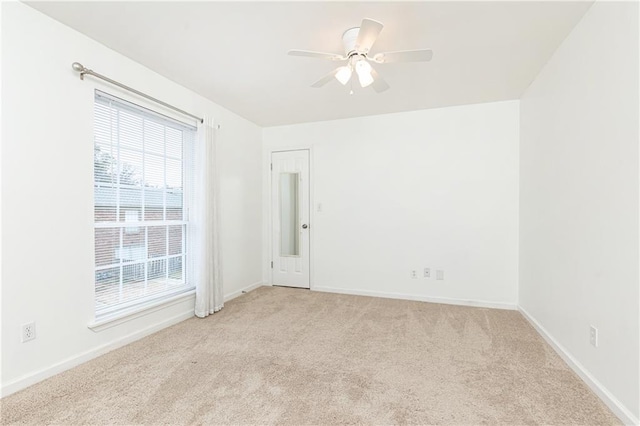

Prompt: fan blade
xmin=311 ymin=68 xmax=340 ymax=88
xmin=370 ymin=68 xmax=390 ymax=93
xmin=373 ymin=49 xmax=433 ymax=63
xmin=355 ymin=18 xmax=384 ymax=53
xmin=288 ymin=49 xmax=346 ymax=61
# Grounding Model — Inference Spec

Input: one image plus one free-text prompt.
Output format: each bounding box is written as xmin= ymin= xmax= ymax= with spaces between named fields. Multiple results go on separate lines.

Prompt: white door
xmin=271 ymin=150 xmax=310 ymax=288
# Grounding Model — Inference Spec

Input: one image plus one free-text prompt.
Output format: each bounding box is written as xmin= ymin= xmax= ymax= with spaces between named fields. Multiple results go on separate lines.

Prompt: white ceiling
xmin=28 ymin=1 xmax=592 ymax=127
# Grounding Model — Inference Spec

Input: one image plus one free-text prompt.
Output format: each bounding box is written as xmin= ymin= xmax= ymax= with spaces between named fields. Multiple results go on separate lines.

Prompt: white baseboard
xmin=1 ymin=308 xmax=194 ymax=398
xmin=312 ymin=286 xmax=517 ymax=310
xmin=2 ymin=284 xmax=264 ymax=398
xmin=519 ymin=307 xmax=638 ymax=425
xmin=224 ymin=281 xmax=264 ymax=302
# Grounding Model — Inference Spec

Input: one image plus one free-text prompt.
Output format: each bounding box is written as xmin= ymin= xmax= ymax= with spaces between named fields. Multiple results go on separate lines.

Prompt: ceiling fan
xmin=288 ymin=18 xmax=433 ymax=93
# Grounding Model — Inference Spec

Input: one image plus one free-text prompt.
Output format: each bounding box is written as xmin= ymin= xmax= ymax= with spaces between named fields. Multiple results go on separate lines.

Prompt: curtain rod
xmin=71 ymin=62 xmax=204 ymax=124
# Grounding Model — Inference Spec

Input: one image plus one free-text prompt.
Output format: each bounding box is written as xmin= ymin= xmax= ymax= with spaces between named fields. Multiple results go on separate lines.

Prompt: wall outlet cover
xmin=589 ymin=325 xmax=598 ymax=347
xmin=22 ymin=322 xmax=36 ymax=343
xmin=424 ymin=268 xmax=431 ymax=278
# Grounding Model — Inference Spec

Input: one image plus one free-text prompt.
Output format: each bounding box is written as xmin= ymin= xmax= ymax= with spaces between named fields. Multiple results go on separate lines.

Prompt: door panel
xmin=271 ymin=150 xmax=310 ymax=288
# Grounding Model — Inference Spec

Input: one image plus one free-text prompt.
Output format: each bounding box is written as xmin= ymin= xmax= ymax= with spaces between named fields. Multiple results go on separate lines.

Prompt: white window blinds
xmin=93 ymin=90 xmax=196 ymax=318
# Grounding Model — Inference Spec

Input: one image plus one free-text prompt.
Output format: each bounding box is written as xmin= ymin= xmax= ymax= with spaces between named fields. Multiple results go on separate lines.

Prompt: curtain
xmin=193 ymin=117 xmax=223 ymax=318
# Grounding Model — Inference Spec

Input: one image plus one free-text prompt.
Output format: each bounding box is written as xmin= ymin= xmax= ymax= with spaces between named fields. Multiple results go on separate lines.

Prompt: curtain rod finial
xmin=72 ymin=62 xmax=85 ymax=72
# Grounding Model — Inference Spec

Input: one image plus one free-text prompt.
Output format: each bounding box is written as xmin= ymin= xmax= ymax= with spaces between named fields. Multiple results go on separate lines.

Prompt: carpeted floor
xmin=1 ymin=286 xmax=620 ymax=425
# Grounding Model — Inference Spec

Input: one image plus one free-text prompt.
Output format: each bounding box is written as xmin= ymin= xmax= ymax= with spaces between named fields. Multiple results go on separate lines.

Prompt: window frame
xmin=92 ymin=90 xmax=197 ymax=322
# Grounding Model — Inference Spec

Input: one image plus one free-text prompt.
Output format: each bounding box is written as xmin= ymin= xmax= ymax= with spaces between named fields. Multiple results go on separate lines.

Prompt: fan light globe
xmin=355 ymin=59 xmax=372 ymax=74
xmin=335 ymin=66 xmax=352 ymax=85
xmin=355 ymin=59 xmax=374 ymax=87
xmin=358 ymin=71 xmax=374 ymax=88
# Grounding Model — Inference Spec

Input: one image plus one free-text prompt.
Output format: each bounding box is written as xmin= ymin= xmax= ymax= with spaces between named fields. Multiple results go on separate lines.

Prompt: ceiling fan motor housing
xmin=342 ymin=27 xmax=361 ymax=56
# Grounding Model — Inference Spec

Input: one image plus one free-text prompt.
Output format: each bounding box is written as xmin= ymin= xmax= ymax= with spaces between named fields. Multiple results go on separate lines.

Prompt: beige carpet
xmin=1 ymin=286 xmax=620 ymax=425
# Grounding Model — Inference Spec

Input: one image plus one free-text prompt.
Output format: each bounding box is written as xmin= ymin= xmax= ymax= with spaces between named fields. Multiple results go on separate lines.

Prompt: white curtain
xmin=193 ymin=117 xmax=223 ymax=318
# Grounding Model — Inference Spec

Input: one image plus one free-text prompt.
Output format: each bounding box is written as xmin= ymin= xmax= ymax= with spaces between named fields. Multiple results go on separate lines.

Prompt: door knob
xmin=302 ymin=224 xmax=308 ymax=229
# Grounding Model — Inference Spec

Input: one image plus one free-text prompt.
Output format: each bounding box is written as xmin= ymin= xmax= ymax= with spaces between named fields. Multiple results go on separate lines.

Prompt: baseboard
xmin=519 ymin=307 xmax=638 ymax=425
xmin=2 ymin=285 xmax=265 ymax=398
xmin=1 ymin=308 xmax=194 ymax=398
xmin=312 ymin=286 xmax=517 ymax=310
xmin=224 ymin=281 xmax=264 ymax=302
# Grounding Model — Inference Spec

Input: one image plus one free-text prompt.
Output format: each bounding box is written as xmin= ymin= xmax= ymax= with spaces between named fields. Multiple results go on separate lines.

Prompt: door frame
xmin=267 ymin=147 xmax=314 ymax=290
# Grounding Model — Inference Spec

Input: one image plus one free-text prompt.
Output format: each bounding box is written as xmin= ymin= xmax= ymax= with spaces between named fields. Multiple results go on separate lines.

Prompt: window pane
xmin=144 ymin=188 xmax=164 ymax=221
xmin=166 ymin=128 xmax=182 ymax=159
xmin=166 ymin=190 xmax=183 ymax=220
xmin=95 ymin=186 xmax=117 ymax=223
xmin=124 ymin=210 xmax=141 ymax=233
xmin=166 ymin=158 xmax=182 ymax=190
xmin=119 ymin=188 xmax=142 ymax=220
xmin=148 ymin=226 xmax=167 ymax=258
xmin=121 ymin=225 xmax=145 ymax=261
xmin=119 ymin=110 xmax=143 ymax=151
xmin=95 ymin=228 xmax=119 ymax=267
xmin=122 ymin=263 xmax=146 ymax=303
xmin=95 ymin=267 xmax=120 ymax=311
xmin=168 ymin=256 xmax=184 ymax=281
xmin=119 ymin=149 xmax=143 ymax=187
xmin=94 ymin=145 xmax=116 ymax=184
xmin=144 ymin=153 xmax=164 ymax=189
xmin=94 ymin=103 xmax=116 ymax=166
xmin=147 ymin=258 xmax=166 ymax=280
xmin=144 ymin=120 xmax=164 ymax=155
xmin=168 ymin=225 xmax=183 ymax=255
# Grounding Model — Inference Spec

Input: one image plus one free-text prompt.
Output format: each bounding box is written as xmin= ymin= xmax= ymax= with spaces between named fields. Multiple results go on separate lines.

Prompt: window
xmin=93 ymin=90 xmax=195 ymax=318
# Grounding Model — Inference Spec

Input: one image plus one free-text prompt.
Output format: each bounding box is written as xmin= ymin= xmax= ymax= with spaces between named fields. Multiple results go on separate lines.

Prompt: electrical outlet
xmin=436 ymin=270 xmax=444 ymax=280
xmin=590 ymin=325 xmax=598 ymax=347
xmin=424 ymin=268 xmax=431 ymax=278
xmin=410 ymin=270 xmax=418 ymax=279
xmin=22 ymin=322 xmax=36 ymax=343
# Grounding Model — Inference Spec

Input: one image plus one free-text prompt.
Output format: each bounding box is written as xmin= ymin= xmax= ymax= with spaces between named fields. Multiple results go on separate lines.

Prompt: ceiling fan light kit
xmin=288 ymin=18 xmax=433 ymax=94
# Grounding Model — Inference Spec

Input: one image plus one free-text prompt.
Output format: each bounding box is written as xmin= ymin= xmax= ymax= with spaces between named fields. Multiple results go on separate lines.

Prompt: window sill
xmin=88 ymin=290 xmax=196 ymax=332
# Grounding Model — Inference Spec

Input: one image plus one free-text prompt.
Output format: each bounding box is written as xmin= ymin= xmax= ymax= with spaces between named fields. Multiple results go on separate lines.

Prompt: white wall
xmin=1 ymin=2 xmax=262 ymax=394
xmin=263 ymin=101 xmax=519 ymax=308
xmin=519 ymin=1 xmax=639 ymax=422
